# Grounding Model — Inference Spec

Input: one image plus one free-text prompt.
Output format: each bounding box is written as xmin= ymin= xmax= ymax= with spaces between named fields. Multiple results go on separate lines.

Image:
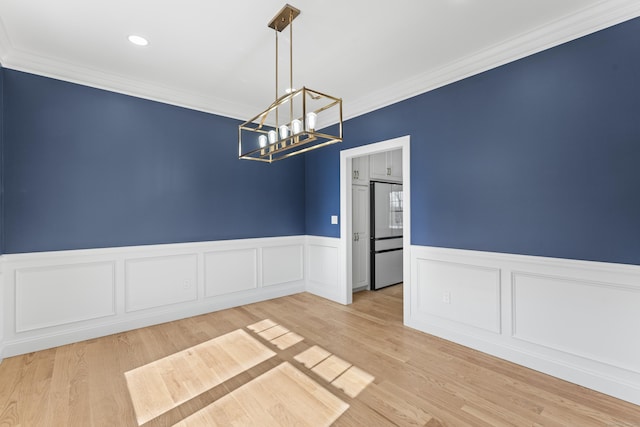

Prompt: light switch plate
xmin=331 ymin=215 xmax=338 ymax=225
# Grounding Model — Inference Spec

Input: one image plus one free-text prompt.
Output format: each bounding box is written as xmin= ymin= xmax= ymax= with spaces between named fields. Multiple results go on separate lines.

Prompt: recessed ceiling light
xmin=128 ymin=35 xmax=148 ymax=46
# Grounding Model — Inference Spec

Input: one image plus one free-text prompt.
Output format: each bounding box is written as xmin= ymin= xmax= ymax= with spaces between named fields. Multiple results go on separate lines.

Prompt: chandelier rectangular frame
xmin=239 ymin=87 xmax=343 ymax=162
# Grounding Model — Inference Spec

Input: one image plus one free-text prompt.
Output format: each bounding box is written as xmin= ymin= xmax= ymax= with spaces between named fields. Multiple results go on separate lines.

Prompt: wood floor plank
xmin=246 ymin=318 xmax=277 ymax=333
xmin=331 ymin=366 xmax=375 ymax=398
xmin=294 ymin=345 xmax=332 ymax=369
xmin=358 ymin=379 xmax=479 ymax=427
xmin=312 ymin=355 xmax=352 ymax=383
xmin=351 ymin=381 xmax=435 ymax=427
xmin=257 ymin=324 xmax=289 ymax=341
xmin=269 ymin=331 xmax=304 ymax=350
xmin=6 ymin=349 xmax=55 ymax=426
xmin=86 ymin=336 xmax=137 ymax=426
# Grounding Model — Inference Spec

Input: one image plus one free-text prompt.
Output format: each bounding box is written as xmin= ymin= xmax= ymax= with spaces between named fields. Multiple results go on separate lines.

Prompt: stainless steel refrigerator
xmin=370 ymin=181 xmax=403 ymax=290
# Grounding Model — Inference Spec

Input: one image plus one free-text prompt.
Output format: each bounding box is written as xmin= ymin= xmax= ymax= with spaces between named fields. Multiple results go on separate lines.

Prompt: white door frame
xmin=339 ymin=135 xmax=411 ymax=318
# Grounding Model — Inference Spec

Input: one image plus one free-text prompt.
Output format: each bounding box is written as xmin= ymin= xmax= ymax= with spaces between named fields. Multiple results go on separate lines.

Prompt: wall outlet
xmin=442 ymin=291 xmax=451 ymax=304
xmin=183 ymin=279 xmax=191 ymax=290
xmin=331 ymin=215 xmax=338 ymax=225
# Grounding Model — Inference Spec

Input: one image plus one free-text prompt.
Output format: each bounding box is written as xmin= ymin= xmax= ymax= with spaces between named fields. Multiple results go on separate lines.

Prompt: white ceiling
xmin=0 ymin=1 xmax=638 ymax=121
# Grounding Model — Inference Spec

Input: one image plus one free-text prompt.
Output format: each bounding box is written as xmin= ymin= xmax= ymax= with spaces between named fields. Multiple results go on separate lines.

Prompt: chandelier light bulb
xmin=268 ymin=130 xmax=277 ymax=144
xmin=291 ymin=119 xmax=302 ymax=135
xmin=306 ymin=112 xmax=317 ymax=131
xmin=259 ymin=134 xmax=268 ymax=148
xmin=279 ymin=125 xmax=290 ymax=140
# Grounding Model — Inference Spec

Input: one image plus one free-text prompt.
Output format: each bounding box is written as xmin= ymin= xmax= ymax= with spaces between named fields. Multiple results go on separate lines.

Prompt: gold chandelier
xmin=238 ymin=4 xmax=343 ymax=163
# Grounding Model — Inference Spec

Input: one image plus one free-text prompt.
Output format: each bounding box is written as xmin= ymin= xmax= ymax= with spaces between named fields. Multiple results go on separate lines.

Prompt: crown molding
xmin=344 ymin=0 xmax=640 ymax=121
xmin=0 ymin=45 xmax=253 ymax=121
xmin=0 ymin=15 xmax=12 ymax=65
xmin=0 ymin=1 xmax=639 ymax=121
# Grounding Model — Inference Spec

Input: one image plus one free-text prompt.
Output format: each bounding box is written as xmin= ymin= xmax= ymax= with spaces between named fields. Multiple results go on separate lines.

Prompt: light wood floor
xmin=1 ymin=285 xmax=639 ymax=426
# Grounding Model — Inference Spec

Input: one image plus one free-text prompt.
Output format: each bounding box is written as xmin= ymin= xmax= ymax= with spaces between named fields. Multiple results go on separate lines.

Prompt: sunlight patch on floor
xmin=295 ymin=345 xmax=375 ymax=398
xmin=173 ymin=362 xmax=349 ymax=427
xmin=248 ymin=318 xmax=304 ymax=350
xmin=125 ymin=320 xmax=374 ymax=426
xmin=125 ymin=329 xmax=275 ymax=425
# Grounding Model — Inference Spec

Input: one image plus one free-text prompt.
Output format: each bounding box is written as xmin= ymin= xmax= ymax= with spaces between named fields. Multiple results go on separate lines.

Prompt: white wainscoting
xmin=415 ymin=259 xmax=501 ymax=334
xmin=16 ymin=261 xmax=117 ymax=332
xmin=305 ymin=236 xmax=343 ymax=303
xmin=3 ymin=238 xmax=639 ymax=406
xmin=0 ymin=236 xmax=306 ymax=359
xmin=408 ymin=245 xmax=640 ymax=406
xmin=0 ymin=267 xmax=3 ymax=364
xmin=262 ymin=245 xmax=304 ymax=287
xmin=125 ymin=254 xmax=198 ymax=312
xmin=204 ymin=249 xmax=257 ymax=297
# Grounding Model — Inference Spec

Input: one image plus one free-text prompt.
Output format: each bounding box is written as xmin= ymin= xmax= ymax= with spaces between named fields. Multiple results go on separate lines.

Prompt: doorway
xmin=338 ymin=135 xmax=410 ymax=321
xmin=351 ymin=152 xmax=403 ymax=292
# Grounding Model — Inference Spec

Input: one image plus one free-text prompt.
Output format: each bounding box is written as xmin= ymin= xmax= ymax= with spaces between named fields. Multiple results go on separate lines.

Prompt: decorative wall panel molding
xmin=0 ymin=236 xmax=305 ymax=359
xmin=125 ymin=254 xmax=198 ymax=312
xmin=262 ymin=245 xmax=304 ymax=287
xmin=415 ymin=259 xmax=501 ymax=334
xmin=511 ymin=271 xmax=640 ymax=374
xmin=305 ymin=236 xmax=342 ymax=303
xmin=16 ymin=262 xmax=116 ymax=332
xmin=408 ymin=245 xmax=640 ymax=406
xmin=204 ymin=249 xmax=258 ymax=297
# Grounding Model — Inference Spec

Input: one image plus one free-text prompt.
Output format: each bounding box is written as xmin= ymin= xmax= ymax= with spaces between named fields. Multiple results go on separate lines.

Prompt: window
xmin=389 ymin=190 xmax=403 ymax=229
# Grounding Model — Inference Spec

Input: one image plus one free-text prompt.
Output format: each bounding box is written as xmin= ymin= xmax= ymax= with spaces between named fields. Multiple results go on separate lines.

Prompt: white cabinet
xmin=351 ymin=155 xmax=369 ymax=186
xmin=369 ymin=149 xmax=402 ymax=182
xmin=351 ymin=184 xmax=369 ymax=291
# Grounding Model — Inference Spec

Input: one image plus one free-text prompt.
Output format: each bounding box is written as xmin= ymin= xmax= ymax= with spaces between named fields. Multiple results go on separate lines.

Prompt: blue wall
xmin=2 ymin=70 xmax=305 ymax=253
xmin=3 ymin=17 xmax=640 ymax=263
xmin=306 ymin=17 xmax=640 ymax=265
xmin=304 ymin=125 xmax=341 ymax=237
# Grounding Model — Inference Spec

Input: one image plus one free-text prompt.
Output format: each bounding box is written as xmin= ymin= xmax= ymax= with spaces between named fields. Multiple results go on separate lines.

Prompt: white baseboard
xmin=0 ymin=236 xmax=306 ymax=359
xmin=408 ymin=245 xmax=640 ymax=406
